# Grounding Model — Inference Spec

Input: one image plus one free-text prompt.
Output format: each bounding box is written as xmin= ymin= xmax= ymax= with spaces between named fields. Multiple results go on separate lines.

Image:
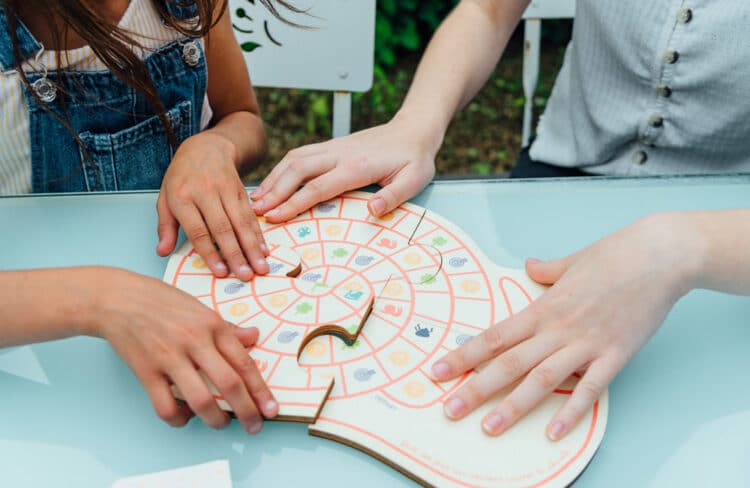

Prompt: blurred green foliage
xmin=375 ymin=0 xmax=458 ymax=69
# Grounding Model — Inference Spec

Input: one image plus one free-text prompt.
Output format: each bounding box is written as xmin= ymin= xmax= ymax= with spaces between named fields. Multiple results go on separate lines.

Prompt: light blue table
xmin=1 ymin=176 xmax=750 ymax=487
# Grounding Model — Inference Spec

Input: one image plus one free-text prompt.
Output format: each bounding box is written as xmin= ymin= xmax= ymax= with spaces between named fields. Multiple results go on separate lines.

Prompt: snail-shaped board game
xmin=163 ymin=191 xmax=608 ymax=488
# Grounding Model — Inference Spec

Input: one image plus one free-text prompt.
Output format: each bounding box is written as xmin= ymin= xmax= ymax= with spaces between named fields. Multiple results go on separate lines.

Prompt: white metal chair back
xmin=228 ymin=0 xmax=376 ymax=138
xmin=521 ymin=0 xmax=576 ymax=148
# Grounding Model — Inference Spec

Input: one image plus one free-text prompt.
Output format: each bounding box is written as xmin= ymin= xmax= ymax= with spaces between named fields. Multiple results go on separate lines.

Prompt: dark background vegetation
xmin=248 ymin=1 xmax=572 ymax=182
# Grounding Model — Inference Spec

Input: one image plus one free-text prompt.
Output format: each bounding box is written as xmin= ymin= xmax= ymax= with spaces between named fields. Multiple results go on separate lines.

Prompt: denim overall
xmin=0 ymin=2 xmax=207 ymax=192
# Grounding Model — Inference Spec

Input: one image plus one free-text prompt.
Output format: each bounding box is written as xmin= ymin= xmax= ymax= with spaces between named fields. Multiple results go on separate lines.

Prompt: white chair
xmin=521 ymin=0 xmax=576 ymax=148
xmin=228 ymin=0 xmax=376 ymax=138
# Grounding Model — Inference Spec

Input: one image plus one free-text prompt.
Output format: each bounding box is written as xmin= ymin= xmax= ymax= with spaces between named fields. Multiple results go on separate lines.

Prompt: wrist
xmin=193 ymin=129 xmax=241 ymax=166
xmin=75 ymin=266 xmax=129 ymax=339
xmin=390 ymin=107 xmax=446 ymax=159
xmin=638 ymin=212 xmax=709 ymax=297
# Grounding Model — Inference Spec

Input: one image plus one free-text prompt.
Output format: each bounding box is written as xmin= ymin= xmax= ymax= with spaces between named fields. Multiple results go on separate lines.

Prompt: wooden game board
xmin=163 ymin=191 xmax=608 ymax=488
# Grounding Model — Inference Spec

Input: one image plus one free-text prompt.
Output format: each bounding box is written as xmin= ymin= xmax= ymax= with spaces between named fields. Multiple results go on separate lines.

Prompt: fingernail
xmin=483 ymin=413 xmax=504 ymax=434
xmin=252 ymin=199 xmax=265 ymax=212
xmin=265 ymin=400 xmax=278 ymax=415
xmin=251 ymin=187 xmax=262 ymax=198
xmin=432 ymin=361 xmax=451 ymax=379
xmin=265 ymin=209 xmax=280 ymax=220
xmin=239 ymin=264 xmax=252 ymax=276
xmin=444 ymin=397 xmax=467 ymax=419
xmin=215 ymin=262 xmax=228 ymax=273
xmin=246 ymin=421 xmax=262 ymax=435
xmin=548 ymin=420 xmax=566 ymax=441
xmin=260 ymin=243 xmax=269 ymax=255
xmin=256 ymin=258 xmax=268 ymax=269
xmin=370 ymin=197 xmax=386 ymax=216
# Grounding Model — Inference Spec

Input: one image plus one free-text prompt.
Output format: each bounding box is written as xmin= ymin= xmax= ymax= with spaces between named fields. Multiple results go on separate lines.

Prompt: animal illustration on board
xmin=163 ymin=191 xmax=608 ymax=488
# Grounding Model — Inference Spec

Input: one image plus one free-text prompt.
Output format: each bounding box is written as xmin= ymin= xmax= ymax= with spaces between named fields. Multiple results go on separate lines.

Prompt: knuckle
xmin=302 ymin=179 xmax=324 ymax=200
xmin=174 ymin=186 xmax=194 ymax=203
xmin=235 ymin=355 xmax=258 ymax=376
xmin=215 ymin=373 xmax=243 ymax=396
xmin=459 ymin=381 xmax=484 ymax=407
xmin=483 ymin=326 xmax=505 ymax=356
xmin=186 ymin=225 xmax=212 ymax=244
xmin=212 ymin=221 xmax=234 ymax=238
xmin=192 ymin=393 xmax=217 ymax=414
xmin=531 ymin=364 xmax=559 ymax=390
xmin=577 ymin=379 xmax=604 ymax=403
xmin=498 ymin=352 xmax=524 ymax=379
xmin=502 ymin=397 xmax=523 ymax=420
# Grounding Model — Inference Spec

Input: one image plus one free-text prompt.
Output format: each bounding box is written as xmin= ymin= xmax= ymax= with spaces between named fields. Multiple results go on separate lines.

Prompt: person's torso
xmin=0 ymin=0 xmax=211 ymax=194
xmin=531 ymin=0 xmax=750 ymax=176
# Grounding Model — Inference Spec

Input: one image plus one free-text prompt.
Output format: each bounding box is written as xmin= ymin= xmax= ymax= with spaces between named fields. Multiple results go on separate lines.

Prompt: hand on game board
xmin=156 ymin=132 xmax=269 ymax=282
xmin=92 ymin=268 xmax=278 ymax=434
xmin=251 ymin=116 xmax=439 ymax=223
xmin=432 ymin=213 xmax=705 ymax=440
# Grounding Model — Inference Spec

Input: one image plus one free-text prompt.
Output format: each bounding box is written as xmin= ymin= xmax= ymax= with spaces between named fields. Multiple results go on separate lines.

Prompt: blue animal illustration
xmin=456 ymin=334 xmax=474 ymax=346
xmin=318 ymin=203 xmax=336 ymax=213
xmin=224 ymin=282 xmax=245 ymax=295
xmin=449 ymin=257 xmax=468 ymax=268
xmin=298 ymin=226 xmax=311 ymax=238
xmin=414 ymin=324 xmax=433 ymax=338
xmin=268 ymin=262 xmax=284 ymax=274
xmin=344 ymin=290 xmax=364 ymax=301
xmin=355 ymin=255 xmax=375 ymax=266
xmin=354 ymin=369 xmax=376 ymax=382
xmin=302 ymin=273 xmax=323 ymax=282
xmin=278 ymin=331 xmax=300 ymax=344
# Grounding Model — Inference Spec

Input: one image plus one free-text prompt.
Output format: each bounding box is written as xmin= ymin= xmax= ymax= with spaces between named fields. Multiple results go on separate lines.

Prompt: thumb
xmin=156 ymin=195 xmax=179 ymax=257
xmin=368 ymin=161 xmax=435 ymax=217
xmin=525 ymin=256 xmax=570 ymax=285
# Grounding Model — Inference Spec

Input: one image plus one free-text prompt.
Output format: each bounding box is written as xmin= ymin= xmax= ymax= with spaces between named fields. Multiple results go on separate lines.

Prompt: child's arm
xmin=252 ymin=0 xmax=531 ymax=222
xmin=432 ymin=209 xmax=750 ymax=440
xmin=0 ymin=267 xmax=278 ymax=434
xmin=156 ymin=4 xmax=269 ymax=282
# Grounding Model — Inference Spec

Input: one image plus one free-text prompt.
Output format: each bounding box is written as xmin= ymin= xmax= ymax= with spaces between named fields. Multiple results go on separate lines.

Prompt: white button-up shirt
xmin=531 ymin=0 xmax=750 ymax=175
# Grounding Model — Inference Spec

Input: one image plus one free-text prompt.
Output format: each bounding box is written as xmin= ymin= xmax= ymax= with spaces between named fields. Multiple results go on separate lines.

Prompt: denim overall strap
xmin=0 ymin=6 xmax=43 ymax=73
xmin=23 ymin=39 xmax=207 ymax=193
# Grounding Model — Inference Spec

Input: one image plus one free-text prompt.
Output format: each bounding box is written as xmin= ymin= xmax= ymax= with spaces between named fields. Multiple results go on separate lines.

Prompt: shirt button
xmin=632 ymin=150 xmax=649 ymax=165
xmin=677 ymin=8 xmax=693 ymax=24
xmin=657 ymin=85 xmax=673 ymax=97
xmin=648 ymin=114 xmax=664 ymax=128
xmin=663 ymin=50 xmax=680 ymax=64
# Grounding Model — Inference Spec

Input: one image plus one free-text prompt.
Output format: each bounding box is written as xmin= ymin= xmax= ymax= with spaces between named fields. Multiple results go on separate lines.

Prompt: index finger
xmin=431 ymin=310 xmax=537 ymax=381
xmin=170 ymin=201 xmax=228 ymax=278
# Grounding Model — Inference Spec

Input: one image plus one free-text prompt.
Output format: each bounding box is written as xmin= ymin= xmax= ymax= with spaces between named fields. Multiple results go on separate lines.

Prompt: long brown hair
xmin=1 ymin=0 xmax=299 ymax=176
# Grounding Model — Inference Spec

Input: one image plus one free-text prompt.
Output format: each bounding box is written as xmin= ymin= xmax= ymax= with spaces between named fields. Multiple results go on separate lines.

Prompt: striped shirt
xmin=531 ymin=0 xmax=750 ymax=175
xmin=0 ymin=0 xmax=212 ymax=194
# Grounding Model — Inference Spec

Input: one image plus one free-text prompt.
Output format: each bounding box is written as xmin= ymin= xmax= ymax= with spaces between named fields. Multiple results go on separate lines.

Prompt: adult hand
xmin=431 ymin=213 xmax=702 ymax=440
xmin=92 ymin=268 xmax=278 ymax=434
xmin=251 ymin=117 xmax=438 ymax=223
xmin=156 ymin=132 xmax=269 ymax=282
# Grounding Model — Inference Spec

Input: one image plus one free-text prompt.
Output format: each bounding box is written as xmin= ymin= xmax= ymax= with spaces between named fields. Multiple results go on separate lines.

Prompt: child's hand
xmin=251 ymin=118 xmax=438 ymax=222
xmin=156 ymin=132 xmax=269 ymax=282
xmin=431 ymin=213 xmax=704 ymax=440
xmin=91 ymin=268 xmax=278 ymax=434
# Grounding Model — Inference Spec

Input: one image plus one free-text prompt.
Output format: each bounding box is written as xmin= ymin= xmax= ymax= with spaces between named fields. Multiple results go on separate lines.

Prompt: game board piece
xmin=112 ymin=460 xmax=232 ymax=488
xmin=163 ymin=191 xmax=608 ymax=488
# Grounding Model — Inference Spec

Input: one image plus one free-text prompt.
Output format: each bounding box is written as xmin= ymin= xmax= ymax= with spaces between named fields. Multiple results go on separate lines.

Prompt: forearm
xmin=204 ymin=111 xmax=268 ymax=175
xmin=0 ymin=267 xmax=102 ymax=347
xmin=687 ymin=209 xmax=750 ymax=295
xmin=394 ymin=0 xmax=529 ymax=152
